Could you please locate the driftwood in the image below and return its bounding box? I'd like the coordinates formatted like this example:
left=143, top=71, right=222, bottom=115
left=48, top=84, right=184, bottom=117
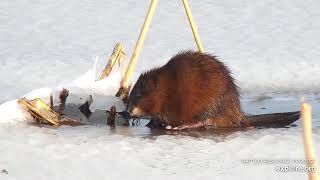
left=18, top=91, right=125, bottom=127
left=18, top=98, right=61, bottom=125
left=18, top=89, right=85, bottom=126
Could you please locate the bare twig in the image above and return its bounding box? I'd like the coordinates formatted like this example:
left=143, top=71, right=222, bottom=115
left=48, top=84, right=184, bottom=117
left=99, top=43, right=125, bottom=80
left=57, top=88, right=69, bottom=116
left=50, top=93, right=54, bottom=110
left=107, top=106, right=117, bottom=127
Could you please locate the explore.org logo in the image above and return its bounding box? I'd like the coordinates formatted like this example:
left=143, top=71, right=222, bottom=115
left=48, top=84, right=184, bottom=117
left=241, top=158, right=318, bottom=173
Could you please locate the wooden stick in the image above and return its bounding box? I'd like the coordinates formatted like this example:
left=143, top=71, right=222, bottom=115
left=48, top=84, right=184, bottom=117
left=120, top=0, right=158, bottom=89
left=57, top=88, right=69, bottom=116
left=301, top=101, right=319, bottom=180
left=99, top=43, right=125, bottom=80
left=107, top=106, right=116, bottom=127
left=18, top=97, right=85, bottom=126
left=182, top=0, right=204, bottom=52
left=18, top=98, right=60, bottom=126
left=50, top=93, right=54, bottom=110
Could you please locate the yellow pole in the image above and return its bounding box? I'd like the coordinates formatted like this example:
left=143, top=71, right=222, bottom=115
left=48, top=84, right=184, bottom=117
left=182, top=0, right=204, bottom=52
left=301, top=101, right=319, bottom=180
left=121, top=0, right=158, bottom=89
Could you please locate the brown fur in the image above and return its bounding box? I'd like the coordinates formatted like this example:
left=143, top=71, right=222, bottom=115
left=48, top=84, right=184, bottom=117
left=126, top=51, right=244, bottom=129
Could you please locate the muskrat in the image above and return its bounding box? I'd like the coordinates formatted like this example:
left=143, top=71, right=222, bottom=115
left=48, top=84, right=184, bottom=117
left=126, top=51, right=244, bottom=130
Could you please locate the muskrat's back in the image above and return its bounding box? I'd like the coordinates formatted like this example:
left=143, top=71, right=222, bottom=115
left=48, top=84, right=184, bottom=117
left=127, top=51, right=243, bottom=129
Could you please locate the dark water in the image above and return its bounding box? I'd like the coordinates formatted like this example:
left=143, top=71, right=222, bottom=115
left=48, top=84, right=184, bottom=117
left=43, top=102, right=299, bottom=139
left=33, top=93, right=319, bottom=140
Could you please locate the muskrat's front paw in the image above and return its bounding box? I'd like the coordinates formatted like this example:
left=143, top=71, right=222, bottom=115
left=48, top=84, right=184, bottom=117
left=173, top=126, right=189, bottom=130
left=166, top=122, right=205, bottom=130
left=165, top=125, right=187, bottom=130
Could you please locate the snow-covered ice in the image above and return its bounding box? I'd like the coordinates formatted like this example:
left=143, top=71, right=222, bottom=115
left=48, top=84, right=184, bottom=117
left=0, top=0, right=320, bottom=179
left=1, top=123, right=319, bottom=180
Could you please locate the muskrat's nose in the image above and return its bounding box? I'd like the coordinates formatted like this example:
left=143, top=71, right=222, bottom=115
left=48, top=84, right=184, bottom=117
left=129, top=106, right=142, bottom=117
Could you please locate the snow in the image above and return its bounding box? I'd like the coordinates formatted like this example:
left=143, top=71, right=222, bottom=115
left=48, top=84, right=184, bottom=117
left=1, top=123, right=319, bottom=180
left=0, top=0, right=320, bottom=179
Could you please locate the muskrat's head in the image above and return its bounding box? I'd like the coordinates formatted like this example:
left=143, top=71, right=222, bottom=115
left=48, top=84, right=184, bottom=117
left=126, top=72, right=161, bottom=118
